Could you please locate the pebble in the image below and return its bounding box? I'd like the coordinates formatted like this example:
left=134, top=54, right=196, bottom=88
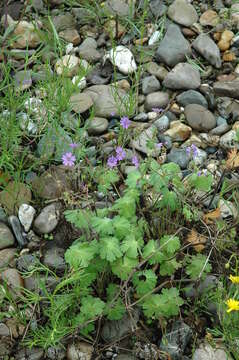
left=0, top=181, right=32, bottom=214
left=72, top=76, right=87, bottom=90
left=192, top=343, right=232, bottom=360
left=220, top=130, right=239, bottom=149
left=155, top=24, right=191, bottom=67
left=77, top=37, right=101, bottom=63
left=18, top=204, right=36, bottom=232
left=142, top=75, right=161, bottom=95
left=1, top=268, right=24, bottom=299
left=102, top=311, right=139, bottom=342
left=193, top=34, right=221, bottom=68
left=165, top=121, right=192, bottom=141
left=219, top=199, right=238, bottom=219
left=145, top=62, right=168, bottom=81
left=163, top=63, right=201, bottom=90
left=8, top=216, right=27, bottom=247
left=105, top=45, right=137, bottom=75
left=200, top=10, right=220, bottom=26
left=55, top=55, right=79, bottom=77
left=176, top=90, right=208, bottom=108
left=130, top=126, right=159, bottom=156
left=0, top=223, right=15, bottom=250
left=167, top=0, right=198, bottom=27
left=70, top=92, right=93, bottom=114
left=59, top=29, right=81, bottom=45
left=43, top=247, right=66, bottom=271
left=213, top=80, right=239, bottom=99
left=167, top=148, right=190, bottom=169
left=210, top=123, right=230, bottom=136
left=134, top=113, right=148, bottom=122
left=87, top=117, right=109, bottom=135
left=154, top=115, right=170, bottom=131
left=104, top=0, right=131, bottom=17
left=67, top=341, right=93, bottom=360
left=144, top=91, right=170, bottom=111
left=33, top=203, right=60, bottom=234
left=0, top=248, right=17, bottom=268
left=14, top=70, right=32, bottom=91
left=185, top=104, right=216, bottom=131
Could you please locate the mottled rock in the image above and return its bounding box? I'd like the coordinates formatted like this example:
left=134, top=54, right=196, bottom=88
left=59, top=29, right=81, bottom=46
left=1, top=268, right=24, bottom=299
left=145, top=62, right=168, bottom=81
left=70, top=92, right=93, bottom=114
left=185, top=104, right=216, bottom=131
left=55, top=55, right=79, bottom=77
left=200, top=10, right=220, bottom=26
left=220, top=130, right=239, bottom=149
left=213, top=80, right=239, bottom=99
left=165, top=121, right=192, bottom=141
left=18, top=204, right=36, bottom=232
left=14, top=70, right=32, bottom=91
left=193, top=34, right=221, bottom=68
left=67, top=341, right=93, bottom=360
left=176, top=90, right=208, bottom=108
left=0, top=248, right=17, bottom=268
left=0, top=182, right=32, bottom=214
left=144, top=91, right=170, bottom=111
left=87, top=117, right=109, bottom=135
left=219, top=199, right=238, bottom=219
left=0, top=223, right=15, bottom=250
left=43, top=247, right=66, bottom=271
left=34, top=203, right=60, bottom=234
left=105, top=0, right=132, bottom=17
left=102, top=311, right=139, bottom=342
left=154, top=115, right=170, bottom=131
left=142, top=75, right=161, bottom=95
left=163, top=63, right=201, bottom=90
left=168, top=0, right=198, bottom=27
left=77, top=37, right=101, bottom=63
left=52, top=13, right=75, bottom=32
left=131, top=126, right=159, bottom=156
left=167, top=148, right=190, bottom=169
left=155, top=24, right=191, bottom=67
left=193, top=343, right=232, bottom=360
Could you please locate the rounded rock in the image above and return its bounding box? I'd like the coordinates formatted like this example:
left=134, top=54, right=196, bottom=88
left=0, top=223, right=15, bottom=250
left=185, top=104, right=216, bottom=131
left=87, top=117, right=109, bottom=135
left=144, top=91, right=170, bottom=111
left=33, top=203, right=60, bottom=234
left=18, top=204, right=36, bottom=232
left=168, top=0, right=198, bottom=27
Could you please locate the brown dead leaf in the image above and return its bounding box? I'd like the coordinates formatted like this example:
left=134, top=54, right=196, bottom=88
left=225, top=148, right=239, bottom=169
left=203, top=207, right=221, bottom=224
left=186, top=228, right=207, bottom=252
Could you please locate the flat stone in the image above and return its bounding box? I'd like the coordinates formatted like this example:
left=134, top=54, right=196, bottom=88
left=167, top=148, right=190, bottom=169
left=0, top=223, right=15, bottom=250
left=193, top=343, right=232, bottom=360
left=145, top=62, right=168, bottom=81
left=185, top=104, right=216, bottom=131
left=144, top=91, right=170, bottom=111
left=155, top=24, right=191, bottom=67
left=142, top=75, right=161, bottom=95
left=84, top=85, right=131, bottom=118
left=163, top=63, right=201, bottom=90
left=105, top=45, right=137, bottom=75
left=220, top=130, right=239, bottom=149
left=70, top=92, right=93, bottom=113
left=0, top=248, right=17, bottom=268
left=59, top=29, right=81, bottom=46
left=1, top=268, right=24, bottom=299
left=176, top=90, right=208, bottom=108
left=8, top=215, right=27, bottom=247
left=34, top=203, right=60, bottom=234
left=200, top=10, right=220, bottom=26
left=105, top=0, right=131, bottom=17
left=87, top=117, right=109, bottom=135
left=165, top=121, right=192, bottom=141
left=168, top=0, right=198, bottom=27
left=18, top=204, right=36, bottom=232
left=213, top=80, right=239, bottom=99
left=193, top=34, right=221, bottom=68
left=77, top=37, right=101, bottom=63
left=0, top=181, right=32, bottom=215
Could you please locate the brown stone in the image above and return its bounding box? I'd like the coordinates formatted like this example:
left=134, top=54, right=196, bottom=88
left=1, top=268, right=24, bottom=299
left=0, top=248, right=17, bottom=268
left=182, top=28, right=196, bottom=37
left=221, top=30, right=234, bottom=42
left=218, top=39, right=230, bottom=51
left=223, top=51, right=236, bottom=62
left=164, top=121, right=192, bottom=141
left=200, top=10, right=219, bottom=26
left=59, top=29, right=81, bottom=45
left=0, top=182, right=32, bottom=214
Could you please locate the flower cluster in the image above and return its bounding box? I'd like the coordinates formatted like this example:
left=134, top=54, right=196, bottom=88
left=226, top=274, right=239, bottom=313
left=107, top=146, right=139, bottom=169
left=186, top=144, right=198, bottom=158
left=120, top=116, right=131, bottom=129
left=152, top=107, right=163, bottom=114
left=197, top=169, right=207, bottom=177
left=62, top=152, right=76, bottom=167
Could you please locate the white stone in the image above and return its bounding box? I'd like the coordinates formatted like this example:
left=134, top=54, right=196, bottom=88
left=235, top=63, right=239, bottom=74
left=220, top=130, right=239, bottom=149
left=191, top=148, right=207, bottom=166
left=219, top=199, right=238, bottom=219
left=193, top=342, right=232, bottom=360
left=72, top=76, right=87, bottom=90
left=105, top=45, right=137, bottom=75
left=18, top=204, right=36, bottom=232
left=65, top=42, right=74, bottom=55
left=147, top=111, right=158, bottom=120
left=55, top=55, right=79, bottom=77
left=148, top=31, right=161, bottom=45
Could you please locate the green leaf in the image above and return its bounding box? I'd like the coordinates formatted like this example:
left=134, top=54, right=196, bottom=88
left=91, top=216, right=113, bottom=235
left=64, top=210, right=91, bottom=232
left=65, top=240, right=98, bottom=268
left=112, top=256, right=138, bottom=280
left=186, top=254, right=212, bottom=280
left=99, top=237, right=122, bottom=262
left=159, top=235, right=180, bottom=255
left=105, top=287, right=126, bottom=320
left=189, top=173, right=213, bottom=192
left=112, top=190, right=139, bottom=218
left=159, top=190, right=179, bottom=211
left=121, top=233, right=140, bottom=258
left=125, top=170, right=141, bottom=188
left=97, top=169, right=119, bottom=194
left=80, top=295, right=105, bottom=320
left=160, top=258, right=181, bottom=276
left=132, top=270, right=157, bottom=296
left=113, top=216, right=131, bottom=240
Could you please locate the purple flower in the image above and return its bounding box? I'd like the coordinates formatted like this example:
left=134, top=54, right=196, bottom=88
left=186, top=146, right=191, bottom=156
left=156, top=142, right=163, bottom=149
left=120, top=116, right=131, bottom=129
left=69, top=143, right=78, bottom=149
left=107, top=155, right=118, bottom=168
left=152, top=107, right=163, bottom=114
left=132, top=155, right=139, bottom=168
left=197, top=169, right=207, bottom=177
left=197, top=171, right=202, bottom=177
left=111, top=111, right=116, bottom=117
left=186, top=144, right=198, bottom=158
left=62, top=152, right=76, bottom=167
left=116, top=146, right=126, bottom=161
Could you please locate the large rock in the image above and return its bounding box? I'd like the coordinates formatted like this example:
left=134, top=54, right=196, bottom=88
left=213, top=80, right=239, bottom=99
left=0, top=223, right=15, bottom=250
left=176, top=90, right=208, bottom=108
left=84, top=85, right=131, bottom=118
left=185, top=104, right=216, bottom=131
left=168, top=0, right=198, bottom=27
left=192, top=34, right=221, bottom=68
left=163, top=63, right=201, bottom=90
left=155, top=24, right=191, bottom=67
left=34, top=203, right=60, bottom=234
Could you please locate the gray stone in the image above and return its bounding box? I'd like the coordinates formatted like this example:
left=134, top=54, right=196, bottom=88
left=52, top=14, right=76, bottom=32
left=102, top=311, right=139, bottom=342
left=18, top=204, right=36, bottom=232
left=160, top=321, right=192, bottom=360
left=163, top=63, right=201, bottom=90
left=216, top=116, right=227, bottom=126
left=142, top=75, right=161, bottom=95
left=167, top=148, right=190, bottom=169
left=210, top=123, right=230, bottom=136
left=168, top=0, right=198, bottom=27
left=46, top=346, right=66, bottom=360
left=15, top=347, right=44, bottom=360
left=134, top=113, right=148, bottom=122
left=43, top=247, right=66, bottom=271
left=87, top=117, right=109, bottom=135
left=8, top=216, right=27, bottom=247
left=185, top=275, right=218, bottom=298
left=144, top=91, right=170, bottom=111
left=220, top=130, right=239, bottom=149
left=14, top=70, right=32, bottom=91
left=0, top=248, right=17, bottom=268
left=192, top=343, right=232, bottom=360
left=105, top=0, right=132, bottom=17
left=34, top=203, right=60, bottom=234
left=77, top=37, right=101, bottom=63
left=155, top=24, right=191, bottom=67
left=2, top=268, right=24, bottom=299
left=0, top=207, right=8, bottom=223
left=67, top=341, right=93, bottom=360
left=72, top=8, right=93, bottom=25
left=193, top=34, right=221, bottom=68
left=185, top=104, right=216, bottom=131
left=154, top=115, right=170, bottom=131
left=146, top=0, right=167, bottom=18
left=176, top=90, right=208, bottom=108
left=0, top=323, right=10, bottom=336
left=213, top=80, right=239, bottom=99
left=145, top=62, right=168, bottom=81
left=192, top=148, right=208, bottom=166
left=70, top=92, right=93, bottom=114
left=17, top=254, right=38, bottom=272
left=130, top=126, right=159, bottom=156
left=0, top=222, right=15, bottom=250
left=0, top=181, right=32, bottom=215
left=84, top=85, right=131, bottom=118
